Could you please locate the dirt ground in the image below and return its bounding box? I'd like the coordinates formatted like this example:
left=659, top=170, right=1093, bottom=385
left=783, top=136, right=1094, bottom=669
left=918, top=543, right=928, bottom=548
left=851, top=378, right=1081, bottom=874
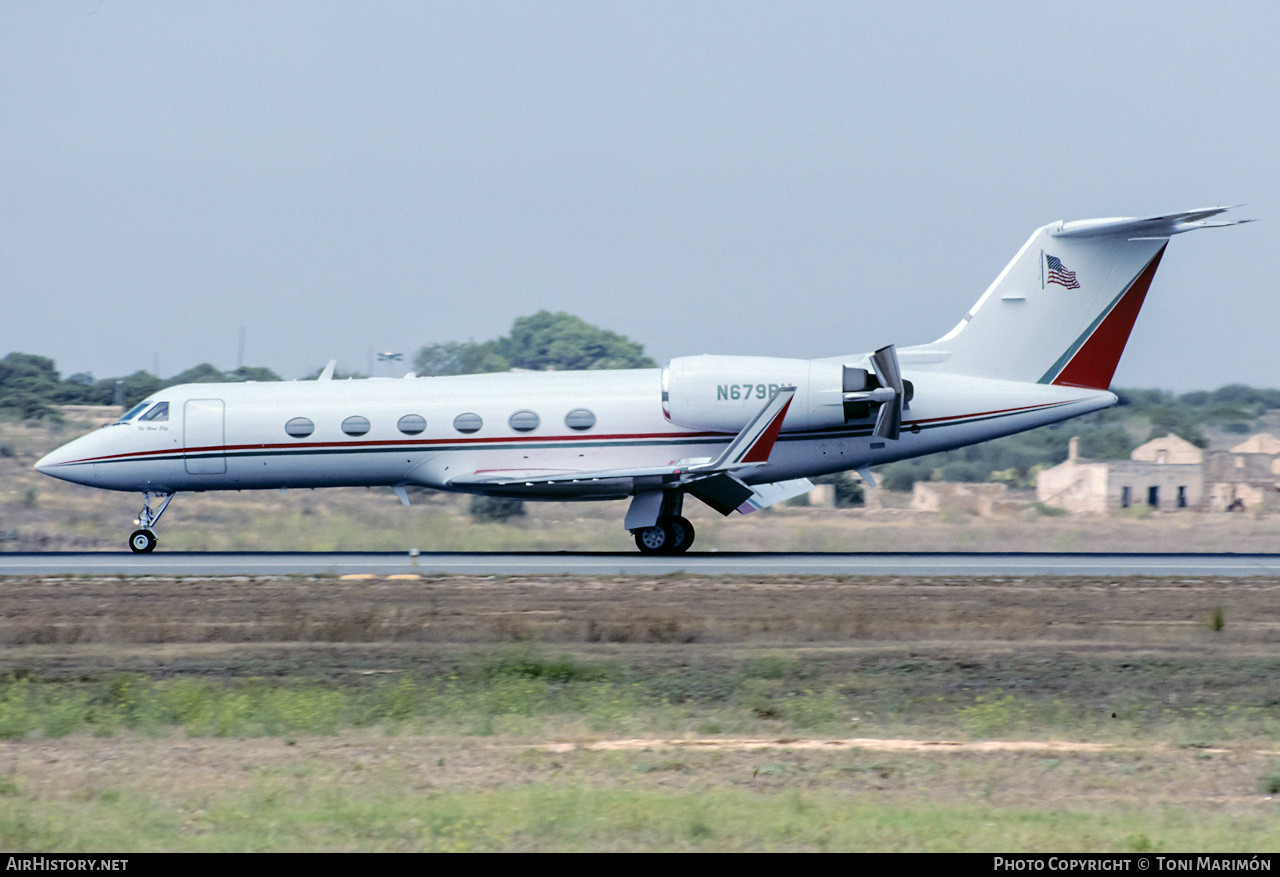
left=1, top=573, right=1278, bottom=850
left=2, top=731, right=1274, bottom=817
left=1, top=573, right=1277, bottom=655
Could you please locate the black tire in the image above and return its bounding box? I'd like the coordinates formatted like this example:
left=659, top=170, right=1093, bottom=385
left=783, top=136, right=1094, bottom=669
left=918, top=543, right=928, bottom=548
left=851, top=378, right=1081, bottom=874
left=128, top=529, right=157, bottom=554
left=633, top=523, right=674, bottom=554
left=659, top=515, right=695, bottom=553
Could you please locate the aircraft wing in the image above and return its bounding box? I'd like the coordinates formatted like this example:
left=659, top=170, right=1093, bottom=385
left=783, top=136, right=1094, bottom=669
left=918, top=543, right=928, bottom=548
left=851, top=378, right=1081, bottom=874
left=449, top=465, right=686, bottom=488
left=453, top=468, right=814, bottom=517
left=447, top=387, right=797, bottom=495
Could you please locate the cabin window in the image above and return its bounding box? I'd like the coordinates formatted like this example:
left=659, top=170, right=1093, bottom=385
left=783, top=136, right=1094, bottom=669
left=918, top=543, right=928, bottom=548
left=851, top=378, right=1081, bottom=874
left=115, top=402, right=150, bottom=424
left=508, top=410, right=540, bottom=432
left=1147, top=486, right=1159, bottom=507
left=397, top=414, right=426, bottom=435
left=138, top=401, right=169, bottom=422
left=1121, top=486, right=1131, bottom=508
left=564, top=408, right=596, bottom=431
left=285, top=417, right=315, bottom=438
left=342, top=416, right=371, bottom=436
left=453, top=413, right=483, bottom=434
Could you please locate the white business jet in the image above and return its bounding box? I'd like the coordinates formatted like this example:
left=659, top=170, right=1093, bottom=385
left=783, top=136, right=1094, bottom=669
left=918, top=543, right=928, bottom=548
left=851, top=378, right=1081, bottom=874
left=37, top=208, right=1244, bottom=554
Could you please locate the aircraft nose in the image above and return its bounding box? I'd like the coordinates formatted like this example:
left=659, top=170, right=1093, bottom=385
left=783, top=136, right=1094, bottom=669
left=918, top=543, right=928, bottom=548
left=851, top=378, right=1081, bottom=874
left=35, top=440, right=90, bottom=483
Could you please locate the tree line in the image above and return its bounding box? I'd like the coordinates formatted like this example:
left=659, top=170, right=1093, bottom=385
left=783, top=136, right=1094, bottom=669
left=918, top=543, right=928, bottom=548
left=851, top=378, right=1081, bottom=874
left=0, top=353, right=283, bottom=420
left=5, top=310, right=1279, bottom=493
left=2, top=311, right=654, bottom=419
left=413, top=311, right=655, bottom=375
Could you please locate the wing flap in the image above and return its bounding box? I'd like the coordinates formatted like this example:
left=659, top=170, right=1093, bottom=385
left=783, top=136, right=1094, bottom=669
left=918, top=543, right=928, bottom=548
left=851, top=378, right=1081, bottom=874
left=737, top=478, right=815, bottom=514
left=685, top=474, right=815, bottom=516
left=685, top=473, right=756, bottom=515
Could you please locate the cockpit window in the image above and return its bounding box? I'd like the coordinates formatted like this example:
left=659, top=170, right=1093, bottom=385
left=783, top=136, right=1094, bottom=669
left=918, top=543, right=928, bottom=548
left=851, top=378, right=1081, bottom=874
left=114, top=402, right=150, bottom=424
left=138, top=402, right=170, bottom=422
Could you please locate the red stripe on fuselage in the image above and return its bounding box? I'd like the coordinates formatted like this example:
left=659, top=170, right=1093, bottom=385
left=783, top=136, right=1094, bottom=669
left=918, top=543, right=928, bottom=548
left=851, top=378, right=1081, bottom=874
left=50, top=399, right=1085, bottom=468
left=900, top=399, right=1075, bottom=426
left=52, top=429, right=730, bottom=466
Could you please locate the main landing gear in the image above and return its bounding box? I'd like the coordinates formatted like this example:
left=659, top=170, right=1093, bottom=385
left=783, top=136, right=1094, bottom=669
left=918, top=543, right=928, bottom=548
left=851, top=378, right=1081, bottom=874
left=632, top=515, right=695, bottom=554
left=128, top=491, right=174, bottom=554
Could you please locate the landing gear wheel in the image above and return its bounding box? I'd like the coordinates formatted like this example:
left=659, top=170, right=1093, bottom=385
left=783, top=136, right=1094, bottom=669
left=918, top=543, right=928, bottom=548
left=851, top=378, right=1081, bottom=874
left=633, top=523, right=675, bottom=554
left=659, top=515, right=695, bottom=553
left=129, top=529, right=157, bottom=554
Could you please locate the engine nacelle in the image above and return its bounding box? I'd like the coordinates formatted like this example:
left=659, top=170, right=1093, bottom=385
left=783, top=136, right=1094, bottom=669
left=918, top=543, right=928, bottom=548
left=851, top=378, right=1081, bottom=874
left=663, top=355, right=852, bottom=432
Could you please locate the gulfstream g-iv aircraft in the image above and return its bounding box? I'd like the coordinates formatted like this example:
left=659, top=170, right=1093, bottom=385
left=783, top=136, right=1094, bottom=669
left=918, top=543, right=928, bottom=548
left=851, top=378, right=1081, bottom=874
left=37, top=208, right=1245, bottom=554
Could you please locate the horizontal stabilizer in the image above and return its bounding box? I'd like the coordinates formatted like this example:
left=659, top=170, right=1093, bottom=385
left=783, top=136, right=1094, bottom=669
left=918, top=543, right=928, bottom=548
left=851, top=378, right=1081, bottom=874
left=1053, top=207, right=1252, bottom=239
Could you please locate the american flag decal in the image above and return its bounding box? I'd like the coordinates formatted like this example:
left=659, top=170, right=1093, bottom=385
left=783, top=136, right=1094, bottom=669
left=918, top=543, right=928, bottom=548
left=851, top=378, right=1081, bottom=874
left=1045, top=254, right=1080, bottom=289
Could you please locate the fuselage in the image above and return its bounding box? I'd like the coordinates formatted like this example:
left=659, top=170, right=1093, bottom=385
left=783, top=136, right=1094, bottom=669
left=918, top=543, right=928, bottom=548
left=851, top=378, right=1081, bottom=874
left=35, top=366, right=1116, bottom=499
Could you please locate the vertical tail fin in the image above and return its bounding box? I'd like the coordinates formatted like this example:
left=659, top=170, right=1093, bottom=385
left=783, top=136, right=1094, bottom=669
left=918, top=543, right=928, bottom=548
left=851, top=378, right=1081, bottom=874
left=909, top=208, right=1246, bottom=388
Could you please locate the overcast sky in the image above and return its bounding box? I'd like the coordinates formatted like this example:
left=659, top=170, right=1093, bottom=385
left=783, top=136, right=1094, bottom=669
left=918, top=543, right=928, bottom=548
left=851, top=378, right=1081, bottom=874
left=2, top=2, right=1274, bottom=390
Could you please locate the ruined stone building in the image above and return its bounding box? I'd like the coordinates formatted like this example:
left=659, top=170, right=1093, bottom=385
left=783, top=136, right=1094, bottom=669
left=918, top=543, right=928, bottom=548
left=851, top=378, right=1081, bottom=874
left=1036, top=435, right=1203, bottom=513
left=1227, top=433, right=1280, bottom=455
left=1204, top=440, right=1280, bottom=512
left=1036, top=432, right=1280, bottom=514
left=911, top=481, right=1023, bottom=516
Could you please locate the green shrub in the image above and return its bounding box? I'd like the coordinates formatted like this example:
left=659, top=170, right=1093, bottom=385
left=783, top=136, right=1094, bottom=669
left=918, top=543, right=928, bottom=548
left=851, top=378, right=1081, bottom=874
left=1030, top=501, right=1067, bottom=517
left=743, top=655, right=794, bottom=680
left=810, top=472, right=864, bottom=506
left=957, top=693, right=1024, bottom=739
left=1260, top=762, right=1280, bottom=795
left=468, top=496, right=526, bottom=523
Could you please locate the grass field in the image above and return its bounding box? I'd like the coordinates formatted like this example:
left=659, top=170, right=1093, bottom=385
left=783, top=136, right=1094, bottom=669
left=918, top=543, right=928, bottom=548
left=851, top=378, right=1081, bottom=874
left=0, top=574, right=1278, bottom=851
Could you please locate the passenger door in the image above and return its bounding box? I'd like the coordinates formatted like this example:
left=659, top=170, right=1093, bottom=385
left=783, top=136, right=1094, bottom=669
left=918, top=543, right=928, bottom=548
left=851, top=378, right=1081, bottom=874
left=184, top=399, right=227, bottom=475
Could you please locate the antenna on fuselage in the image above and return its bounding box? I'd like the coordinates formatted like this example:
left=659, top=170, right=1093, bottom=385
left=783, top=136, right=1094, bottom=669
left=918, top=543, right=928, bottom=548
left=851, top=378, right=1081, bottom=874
left=318, top=360, right=337, bottom=381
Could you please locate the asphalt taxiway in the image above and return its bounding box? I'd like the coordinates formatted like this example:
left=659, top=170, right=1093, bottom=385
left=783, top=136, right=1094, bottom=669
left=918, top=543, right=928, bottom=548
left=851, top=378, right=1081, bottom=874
left=3, top=552, right=1280, bottom=577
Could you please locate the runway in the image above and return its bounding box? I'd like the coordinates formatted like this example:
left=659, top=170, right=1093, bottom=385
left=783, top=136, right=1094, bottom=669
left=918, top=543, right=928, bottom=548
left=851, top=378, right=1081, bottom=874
left=4, top=551, right=1280, bottom=577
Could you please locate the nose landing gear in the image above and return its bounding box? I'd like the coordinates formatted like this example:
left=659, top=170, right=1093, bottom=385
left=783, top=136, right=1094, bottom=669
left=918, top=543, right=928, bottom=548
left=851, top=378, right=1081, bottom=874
left=128, top=492, right=174, bottom=554
left=129, top=529, right=157, bottom=553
